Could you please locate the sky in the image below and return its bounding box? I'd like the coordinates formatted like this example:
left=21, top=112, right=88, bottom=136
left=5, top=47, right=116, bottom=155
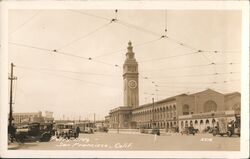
left=8, top=10, right=241, bottom=120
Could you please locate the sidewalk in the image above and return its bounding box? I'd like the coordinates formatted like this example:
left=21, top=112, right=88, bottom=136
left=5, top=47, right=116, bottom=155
left=8, top=142, right=21, bottom=150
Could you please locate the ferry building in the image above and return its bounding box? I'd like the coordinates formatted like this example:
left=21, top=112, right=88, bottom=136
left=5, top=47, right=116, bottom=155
left=106, top=42, right=241, bottom=132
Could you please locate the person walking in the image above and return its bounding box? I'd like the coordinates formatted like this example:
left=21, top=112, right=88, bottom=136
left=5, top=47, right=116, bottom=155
left=76, top=126, right=80, bottom=138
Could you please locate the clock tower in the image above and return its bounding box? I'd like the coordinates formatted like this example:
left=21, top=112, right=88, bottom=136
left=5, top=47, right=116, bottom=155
left=123, top=41, right=139, bottom=108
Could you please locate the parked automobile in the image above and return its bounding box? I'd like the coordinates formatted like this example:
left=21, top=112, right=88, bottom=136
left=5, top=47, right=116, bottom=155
left=213, top=117, right=240, bottom=137
left=181, top=126, right=196, bottom=135
left=150, top=128, right=160, bottom=135
left=55, top=123, right=78, bottom=139
left=15, top=122, right=53, bottom=143
left=98, top=126, right=109, bottom=133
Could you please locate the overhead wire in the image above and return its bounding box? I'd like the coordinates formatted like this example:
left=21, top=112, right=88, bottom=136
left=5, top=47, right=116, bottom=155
left=16, top=65, right=121, bottom=77
left=140, top=62, right=240, bottom=72
left=149, top=71, right=240, bottom=79
left=9, top=10, right=241, bottom=98
left=164, top=9, right=168, bottom=33
left=67, top=10, right=111, bottom=21
left=8, top=42, right=121, bottom=68
left=56, top=21, right=113, bottom=50
left=138, top=51, right=199, bottom=63
left=9, top=11, right=41, bottom=36
left=16, top=66, right=120, bottom=89
left=154, top=79, right=240, bottom=85
left=93, top=37, right=162, bottom=59
left=202, top=50, right=241, bottom=54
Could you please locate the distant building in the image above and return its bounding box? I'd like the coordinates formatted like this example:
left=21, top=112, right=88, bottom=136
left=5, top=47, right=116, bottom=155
left=44, top=111, right=54, bottom=123
left=13, top=111, right=54, bottom=124
left=107, top=42, right=241, bottom=132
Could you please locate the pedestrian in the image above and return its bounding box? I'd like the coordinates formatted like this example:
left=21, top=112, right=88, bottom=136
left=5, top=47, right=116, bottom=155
left=76, top=126, right=80, bottom=138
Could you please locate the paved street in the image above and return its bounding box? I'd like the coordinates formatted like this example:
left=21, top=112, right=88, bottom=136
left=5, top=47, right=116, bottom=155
left=15, top=132, right=240, bottom=151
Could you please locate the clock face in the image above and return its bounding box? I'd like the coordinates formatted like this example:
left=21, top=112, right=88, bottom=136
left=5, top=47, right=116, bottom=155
left=128, top=80, right=137, bottom=89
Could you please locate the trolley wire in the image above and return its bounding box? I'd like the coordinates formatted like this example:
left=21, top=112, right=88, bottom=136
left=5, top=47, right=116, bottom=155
left=8, top=42, right=121, bottom=68
left=9, top=11, right=41, bottom=36
left=68, top=10, right=111, bottom=21
left=16, top=65, right=121, bottom=77
left=56, top=21, right=113, bottom=50
left=138, top=51, right=199, bottom=63
left=93, top=37, right=162, bottom=59
left=149, top=71, right=240, bottom=79
left=140, top=62, right=240, bottom=72
left=16, top=66, right=120, bottom=89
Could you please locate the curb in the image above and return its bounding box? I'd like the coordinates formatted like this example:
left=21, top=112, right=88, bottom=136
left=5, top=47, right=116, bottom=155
left=8, top=143, right=21, bottom=150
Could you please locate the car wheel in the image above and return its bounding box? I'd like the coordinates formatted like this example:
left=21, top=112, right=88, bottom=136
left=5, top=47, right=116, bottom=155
left=227, top=131, right=232, bottom=137
left=213, top=131, right=216, bottom=136
left=41, top=134, right=51, bottom=142
left=16, top=134, right=25, bottom=143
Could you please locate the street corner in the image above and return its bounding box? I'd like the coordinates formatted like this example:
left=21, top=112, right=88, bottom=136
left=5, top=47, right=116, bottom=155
left=8, top=142, right=22, bottom=150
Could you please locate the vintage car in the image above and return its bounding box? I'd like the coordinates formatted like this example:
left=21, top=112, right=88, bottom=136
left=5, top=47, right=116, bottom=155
left=213, top=117, right=240, bottom=137
left=149, top=128, right=160, bottom=135
left=181, top=126, right=196, bottom=135
left=15, top=122, right=53, bottom=143
left=55, top=123, right=78, bottom=139
left=98, top=126, right=108, bottom=133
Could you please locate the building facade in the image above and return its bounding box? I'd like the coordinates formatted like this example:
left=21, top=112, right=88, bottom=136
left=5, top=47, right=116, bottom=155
left=13, top=111, right=54, bottom=124
left=107, top=42, right=241, bottom=132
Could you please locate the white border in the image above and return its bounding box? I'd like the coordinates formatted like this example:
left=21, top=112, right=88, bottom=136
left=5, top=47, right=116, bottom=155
left=0, top=1, right=249, bottom=158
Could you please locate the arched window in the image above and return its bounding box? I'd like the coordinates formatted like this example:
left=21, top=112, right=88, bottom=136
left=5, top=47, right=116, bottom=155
left=190, top=120, right=193, bottom=126
left=203, top=100, right=217, bottom=112
left=185, top=121, right=188, bottom=127
left=182, top=104, right=189, bottom=115
left=195, top=120, right=198, bottom=124
left=206, top=119, right=210, bottom=124
left=173, top=105, right=176, bottom=110
left=200, top=120, right=204, bottom=124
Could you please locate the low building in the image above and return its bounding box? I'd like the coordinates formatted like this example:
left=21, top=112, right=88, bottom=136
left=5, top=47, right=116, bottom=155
left=13, top=111, right=54, bottom=125
left=108, top=89, right=240, bottom=131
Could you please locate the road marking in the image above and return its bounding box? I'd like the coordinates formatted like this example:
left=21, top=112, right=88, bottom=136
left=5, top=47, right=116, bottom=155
left=200, top=138, right=213, bottom=142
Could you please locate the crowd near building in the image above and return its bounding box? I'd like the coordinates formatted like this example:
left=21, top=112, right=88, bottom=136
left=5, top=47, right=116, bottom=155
left=106, top=42, right=241, bottom=132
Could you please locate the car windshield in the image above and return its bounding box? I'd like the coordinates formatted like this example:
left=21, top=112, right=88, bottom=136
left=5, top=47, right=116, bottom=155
left=64, top=125, right=73, bottom=129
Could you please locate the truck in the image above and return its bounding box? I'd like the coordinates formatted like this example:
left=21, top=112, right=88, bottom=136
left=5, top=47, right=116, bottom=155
left=15, top=122, right=53, bottom=143
left=212, top=116, right=240, bottom=137
left=55, top=123, right=78, bottom=139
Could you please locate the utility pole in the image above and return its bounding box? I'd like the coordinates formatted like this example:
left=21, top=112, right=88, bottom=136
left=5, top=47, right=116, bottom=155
left=8, top=63, right=17, bottom=128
